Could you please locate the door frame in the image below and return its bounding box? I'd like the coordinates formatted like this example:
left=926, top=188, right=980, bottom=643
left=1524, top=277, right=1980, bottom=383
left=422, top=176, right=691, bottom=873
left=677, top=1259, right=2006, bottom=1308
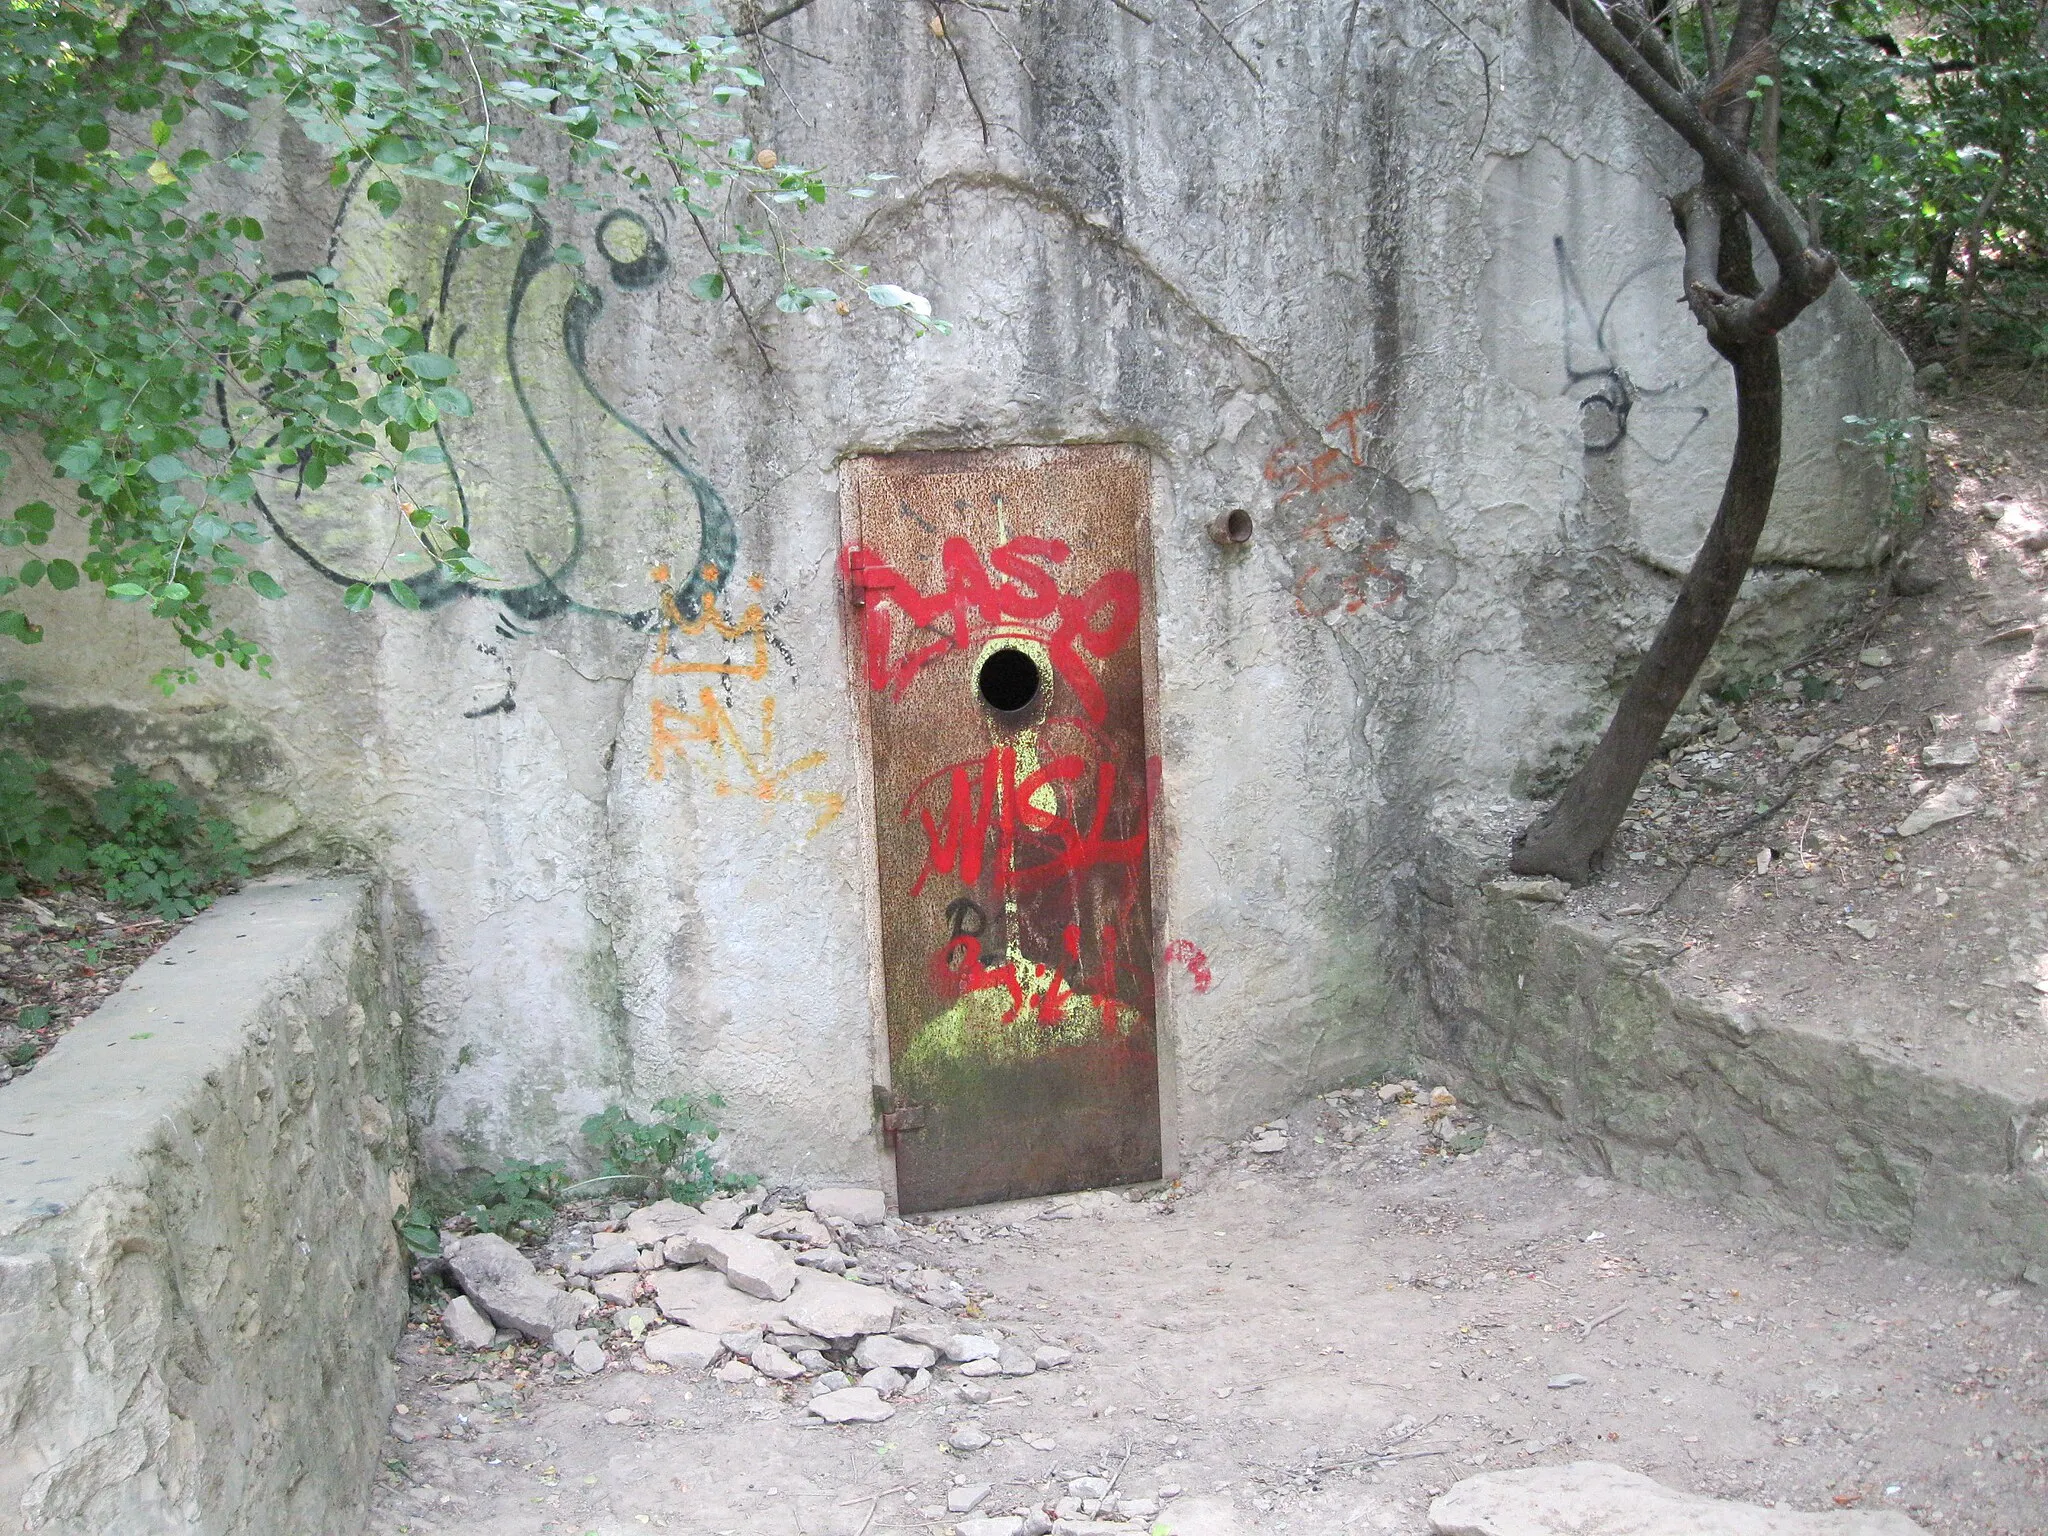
left=834, top=441, right=1181, bottom=1213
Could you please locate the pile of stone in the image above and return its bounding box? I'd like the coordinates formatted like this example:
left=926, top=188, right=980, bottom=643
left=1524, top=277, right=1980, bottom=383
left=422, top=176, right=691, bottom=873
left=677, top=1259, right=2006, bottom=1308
left=435, top=1186, right=1066, bottom=1424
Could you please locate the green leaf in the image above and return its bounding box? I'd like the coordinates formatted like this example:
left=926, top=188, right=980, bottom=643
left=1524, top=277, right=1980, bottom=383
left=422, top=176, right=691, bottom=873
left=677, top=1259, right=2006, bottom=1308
left=109, top=584, right=151, bottom=601
left=247, top=571, right=286, bottom=600
left=367, top=179, right=403, bottom=217
left=45, top=561, right=78, bottom=591
left=145, top=455, right=191, bottom=484
left=56, top=443, right=101, bottom=479
left=687, top=272, right=726, bottom=301
left=342, top=583, right=375, bottom=613
left=406, top=352, right=457, bottom=381
left=18, top=561, right=44, bottom=588
left=385, top=579, right=421, bottom=611
left=77, top=122, right=110, bottom=153
left=12, top=503, right=54, bottom=539
left=866, top=284, right=933, bottom=317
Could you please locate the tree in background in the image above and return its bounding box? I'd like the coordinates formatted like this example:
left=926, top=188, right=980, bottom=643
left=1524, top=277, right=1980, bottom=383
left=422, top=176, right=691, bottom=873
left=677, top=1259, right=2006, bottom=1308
left=1778, top=0, right=2048, bottom=374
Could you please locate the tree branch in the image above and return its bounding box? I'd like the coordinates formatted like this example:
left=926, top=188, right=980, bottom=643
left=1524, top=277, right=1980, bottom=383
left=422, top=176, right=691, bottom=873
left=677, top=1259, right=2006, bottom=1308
left=1546, top=0, right=1829, bottom=317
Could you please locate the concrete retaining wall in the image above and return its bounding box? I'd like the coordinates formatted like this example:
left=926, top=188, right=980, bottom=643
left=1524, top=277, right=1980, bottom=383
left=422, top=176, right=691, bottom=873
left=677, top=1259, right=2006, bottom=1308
left=0, top=877, right=407, bottom=1534
left=1419, top=888, right=2048, bottom=1282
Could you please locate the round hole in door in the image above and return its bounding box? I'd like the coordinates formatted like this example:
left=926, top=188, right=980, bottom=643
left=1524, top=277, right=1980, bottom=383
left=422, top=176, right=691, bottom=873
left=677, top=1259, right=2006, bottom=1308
left=977, top=646, right=1042, bottom=715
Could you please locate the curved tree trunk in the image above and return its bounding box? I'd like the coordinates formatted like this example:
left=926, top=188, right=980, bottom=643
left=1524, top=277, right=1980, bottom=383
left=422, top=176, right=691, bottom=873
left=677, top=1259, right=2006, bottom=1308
left=1508, top=0, right=1840, bottom=886
left=1510, top=336, right=1782, bottom=884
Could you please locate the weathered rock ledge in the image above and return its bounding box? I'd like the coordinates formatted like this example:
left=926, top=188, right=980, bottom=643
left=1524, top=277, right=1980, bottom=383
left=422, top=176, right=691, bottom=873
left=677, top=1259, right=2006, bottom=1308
left=0, top=876, right=406, bottom=1534
left=1421, top=886, right=2048, bottom=1282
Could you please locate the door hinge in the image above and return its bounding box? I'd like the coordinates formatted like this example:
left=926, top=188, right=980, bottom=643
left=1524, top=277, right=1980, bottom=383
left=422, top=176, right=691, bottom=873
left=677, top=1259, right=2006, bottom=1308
left=873, top=1085, right=926, bottom=1150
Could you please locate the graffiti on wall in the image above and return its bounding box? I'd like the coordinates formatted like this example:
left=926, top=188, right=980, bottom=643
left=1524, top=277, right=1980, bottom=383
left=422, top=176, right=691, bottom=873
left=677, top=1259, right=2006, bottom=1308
left=841, top=534, right=1141, bottom=724
left=1554, top=235, right=1714, bottom=461
left=232, top=183, right=736, bottom=632
left=644, top=563, right=844, bottom=841
left=1264, top=405, right=1412, bottom=621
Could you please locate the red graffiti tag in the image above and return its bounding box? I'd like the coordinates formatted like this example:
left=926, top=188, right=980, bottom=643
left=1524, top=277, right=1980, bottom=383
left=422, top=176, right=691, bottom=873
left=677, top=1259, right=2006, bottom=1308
left=841, top=537, right=1140, bottom=722
left=1263, top=402, right=1380, bottom=506
left=903, top=740, right=1151, bottom=900
left=1162, top=939, right=1213, bottom=993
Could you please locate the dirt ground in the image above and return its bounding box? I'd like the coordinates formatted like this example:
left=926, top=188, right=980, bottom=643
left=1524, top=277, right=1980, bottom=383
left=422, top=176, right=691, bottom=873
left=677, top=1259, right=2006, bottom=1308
left=1563, top=377, right=2048, bottom=1092
left=371, top=1099, right=2048, bottom=1536
left=0, top=889, right=186, bottom=1088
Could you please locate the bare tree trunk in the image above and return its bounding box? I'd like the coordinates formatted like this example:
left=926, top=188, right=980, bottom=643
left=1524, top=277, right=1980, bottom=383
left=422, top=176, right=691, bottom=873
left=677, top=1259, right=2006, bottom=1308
left=1510, top=0, right=1838, bottom=885
left=1511, top=338, right=1781, bottom=882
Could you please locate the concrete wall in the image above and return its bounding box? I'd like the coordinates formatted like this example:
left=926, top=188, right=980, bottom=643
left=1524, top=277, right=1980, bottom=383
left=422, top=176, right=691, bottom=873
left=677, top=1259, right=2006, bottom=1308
left=0, top=0, right=1914, bottom=1182
left=0, top=878, right=407, bottom=1533
left=1420, top=888, right=2048, bottom=1281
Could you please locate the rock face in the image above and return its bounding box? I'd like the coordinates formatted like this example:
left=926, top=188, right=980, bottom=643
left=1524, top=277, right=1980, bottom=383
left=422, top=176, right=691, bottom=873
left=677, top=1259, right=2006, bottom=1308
left=9, top=0, right=1917, bottom=1194
left=447, top=1233, right=590, bottom=1342
left=0, top=879, right=408, bottom=1535
left=1429, top=1463, right=1927, bottom=1536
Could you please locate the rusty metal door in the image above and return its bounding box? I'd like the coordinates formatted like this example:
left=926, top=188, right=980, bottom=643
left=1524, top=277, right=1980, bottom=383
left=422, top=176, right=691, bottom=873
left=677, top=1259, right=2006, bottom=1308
left=842, top=445, right=1162, bottom=1213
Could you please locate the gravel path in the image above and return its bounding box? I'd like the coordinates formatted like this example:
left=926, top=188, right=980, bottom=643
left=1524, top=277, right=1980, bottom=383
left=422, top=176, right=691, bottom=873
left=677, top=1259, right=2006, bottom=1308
left=371, top=1095, right=2048, bottom=1535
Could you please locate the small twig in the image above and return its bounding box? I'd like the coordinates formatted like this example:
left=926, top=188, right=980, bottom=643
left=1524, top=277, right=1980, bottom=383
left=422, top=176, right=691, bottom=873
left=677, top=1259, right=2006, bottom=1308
left=736, top=0, right=823, bottom=32
left=679, top=202, right=774, bottom=373
left=1104, top=1444, right=1135, bottom=1496
left=0, top=1127, right=34, bottom=1137
left=1578, top=1300, right=1631, bottom=1338
left=1107, top=0, right=1156, bottom=19
left=929, top=2, right=994, bottom=145
left=1189, top=0, right=1262, bottom=81
left=839, top=1483, right=907, bottom=1506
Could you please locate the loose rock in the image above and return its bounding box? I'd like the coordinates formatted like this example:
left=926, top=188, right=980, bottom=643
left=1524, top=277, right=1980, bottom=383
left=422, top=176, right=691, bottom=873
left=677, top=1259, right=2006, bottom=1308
left=996, top=1343, right=1038, bottom=1376
left=647, top=1265, right=790, bottom=1334
left=622, top=1199, right=702, bottom=1245
left=642, top=1325, right=724, bottom=1370
left=779, top=1269, right=899, bottom=1340
left=751, top=1341, right=808, bottom=1380
left=445, top=1233, right=591, bottom=1343
left=949, top=1423, right=993, bottom=1451
left=859, top=1364, right=907, bottom=1396
left=945, top=1333, right=1001, bottom=1363
left=1427, top=1461, right=1926, bottom=1534
left=569, top=1339, right=607, bottom=1375
left=674, top=1227, right=800, bottom=1301
left=949, top=1483, right=993, bottom=1513
left=1486, top=876, right=1569, bottom=903
left=806, top=1187, right=889, bottom=1225
left=441, top=1294, right=498, bottom=1351
left=571, top=1242, right=641, bottom=1279
left=854, top=1333, right=938, bottom=1372
left=1897, top=782, right=1981, bottom=837
left=806, top=1385, right=896, bottom=1423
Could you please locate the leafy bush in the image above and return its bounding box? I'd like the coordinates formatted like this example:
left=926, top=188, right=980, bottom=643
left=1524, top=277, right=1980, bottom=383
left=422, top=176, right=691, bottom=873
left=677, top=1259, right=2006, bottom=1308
left=86, top=763, right=247, bottom=918
left=461, top=1159, right=566, bottom=1242
left=582, top=1093, right=749, bottom=1205
left=0, top=698, right=246, bottom=915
